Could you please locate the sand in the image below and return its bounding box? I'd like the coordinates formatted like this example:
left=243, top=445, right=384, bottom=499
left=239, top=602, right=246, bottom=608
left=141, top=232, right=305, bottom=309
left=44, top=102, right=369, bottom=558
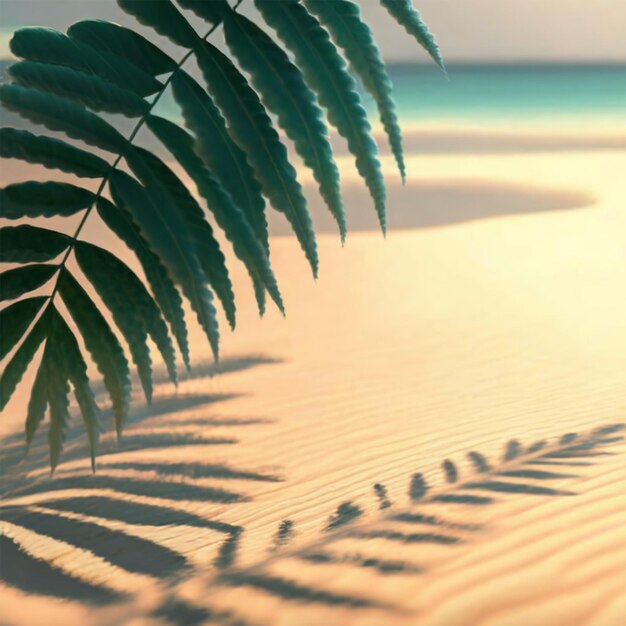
left=1, top=123, right=626, bottom=625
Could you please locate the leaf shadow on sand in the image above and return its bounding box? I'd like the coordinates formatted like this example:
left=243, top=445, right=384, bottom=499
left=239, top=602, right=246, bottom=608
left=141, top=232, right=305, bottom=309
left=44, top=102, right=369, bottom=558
left=1, top=366, right=623, bottom=625
left=0, top=354, right=283, bottom=606
left=273, top=178, right=596, bottom=235
left=178, top=423, right=625, bottom=626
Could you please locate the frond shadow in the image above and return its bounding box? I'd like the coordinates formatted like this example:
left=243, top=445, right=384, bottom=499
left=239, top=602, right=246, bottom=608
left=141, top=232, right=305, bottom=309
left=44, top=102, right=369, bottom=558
left=3, top=507, right=188, bottom=577
left=90, top=354, right=285, bottom=395
left=101, top=461, right=281, bottom=482
left=0, top=534, right=126, bottom=605
left=217, top=572, right=385, bottom=610
left=0, top=353, right=282, bottom=604
left=1, top=409, right=622, bottom=618
left=198, top=422, right=624, bottom=624
left=152, top=596, right=258, bottom=626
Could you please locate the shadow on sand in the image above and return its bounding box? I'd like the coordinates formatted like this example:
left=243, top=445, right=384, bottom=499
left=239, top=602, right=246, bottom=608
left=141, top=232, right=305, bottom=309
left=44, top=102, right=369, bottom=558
left=1, top=354, right=623, bottom=625
left=0, top=353, right=283, bottom=604
left=270, top=179, right=595, bottom=236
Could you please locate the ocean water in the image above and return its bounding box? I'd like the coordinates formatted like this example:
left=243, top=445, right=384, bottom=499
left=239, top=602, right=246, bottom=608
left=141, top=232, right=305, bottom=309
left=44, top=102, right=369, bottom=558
left=370, top=63, right=626, bottom=127
left=152, top=63, right=626, bottom=131
left=2, top=61, right=623, bottom=136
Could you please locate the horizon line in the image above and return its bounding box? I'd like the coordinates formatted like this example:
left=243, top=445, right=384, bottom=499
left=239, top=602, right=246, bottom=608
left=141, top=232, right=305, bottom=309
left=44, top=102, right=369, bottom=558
left=387, top=59, right=626, bottom=68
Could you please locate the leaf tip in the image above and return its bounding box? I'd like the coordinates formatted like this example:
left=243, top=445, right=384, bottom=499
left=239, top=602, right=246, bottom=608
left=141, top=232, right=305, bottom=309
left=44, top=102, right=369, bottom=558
left=338, top=221, right=347, bottom=245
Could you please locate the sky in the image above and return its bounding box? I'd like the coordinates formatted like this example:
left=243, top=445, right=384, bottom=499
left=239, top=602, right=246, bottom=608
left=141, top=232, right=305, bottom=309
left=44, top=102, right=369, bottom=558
left=1, top=0, right=626, bottom=63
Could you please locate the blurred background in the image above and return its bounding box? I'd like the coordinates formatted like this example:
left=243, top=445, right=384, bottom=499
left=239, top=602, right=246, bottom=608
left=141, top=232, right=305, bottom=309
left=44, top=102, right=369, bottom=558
left=1, top=2, right=626, bottom=625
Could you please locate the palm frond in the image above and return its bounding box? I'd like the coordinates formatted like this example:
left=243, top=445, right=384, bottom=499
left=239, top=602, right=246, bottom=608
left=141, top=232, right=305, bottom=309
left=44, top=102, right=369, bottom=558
left=0, top=297, right=47, bottom=363
left=0, top=265, right=57, bottom=301
left=66, top=20, right=177, bottom=76
left=0, top=128, right=109, bottom=178
left=0, top=224, right=70, bottom=262
left=8, top=61, right=150, bottom=117
left=25, top=343, right=49, bottom=448
left=0, top=0, right=440, bottom=468
left=0, top=304, right=48, bottom=411
left=55, top=313, right=101, bottom=471
left=39, top=308, right=73, bottom=470
left=0, top=84, right=128, bottom=153
left=305, top=0, right=406, bottom=185
left=195, top=40, right=319, bottom=274
left=130, top=147, right=237, bottom=330
left=95, top=197, right=191, bottom=370
left=379, top=0, right=445, bottom=71
left=9, top=26, right=162, bottom=96
left=258, top=0, right=386, bottom=230
left=0, top=181, right=96, bottom=219
left=75, top=240, right=177, bottom=399
left=117, top=0, right=200, bottom=49
left=146, top=113, right=279, bottom=316
left=222, top=7, right=345, bottom=239
left=108, top=166, right=221, bottom=360
left=56, top=270, right=131, bottom=436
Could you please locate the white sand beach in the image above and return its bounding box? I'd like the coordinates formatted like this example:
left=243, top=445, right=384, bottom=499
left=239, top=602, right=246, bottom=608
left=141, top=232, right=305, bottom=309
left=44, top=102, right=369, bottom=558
left=1, top=120, right=626, bottom=625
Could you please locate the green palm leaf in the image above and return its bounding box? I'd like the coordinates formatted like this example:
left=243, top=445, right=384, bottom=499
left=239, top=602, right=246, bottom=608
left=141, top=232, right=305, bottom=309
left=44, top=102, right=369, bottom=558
left=146, top=113, right=283, bottom=316
left=0, top=181, right=96, bottom=219
left=9, top=27, right=161, bottom=97
left=96, top=197, right=190, bottom=370
left=168, top=73, right=268, bottom=254
left=195, top=41, right=318, bottom=275
left=0, top=308, right=48, bottom=411
left=0, top=265, right=57, bottom=301
left=0, top=224, right=70, bottom=263
left=75, top=240, right=177, bottom=401
left=0, top=0, right=441, bottom=469
left=25, top=352, right=49, bottom=447
left=117, top=0, right=199, bottom=49
left=0, top=85, right=128, bottom=154
left=130, top=147, right=236, bottom=330
left=380, top=0, right=445, bottom=71
left=8, top=61, right=150, bottom=118
left=258, top=0, right=387, bottom=231
left=0, top=128, right=109, bottom=178
left=57, top=315, right=101, bottom=471
left=57, top=270, right=131, bottom=435
left=118, top=1, right=316, bottom=270
left=108, top=168, right=220, bottom=360
left=0, top=296, right=47, bottom=361
left=305, top=0, right=405, bottom=186
left=65, top=352, right=100, bottom=472
left=222, top=9, right=345, bottom=239
left=43, top=309, right=72, bottom=470
left=67, top=20, right=177, bottom=76
left=176, top=0, right=229, bottom=24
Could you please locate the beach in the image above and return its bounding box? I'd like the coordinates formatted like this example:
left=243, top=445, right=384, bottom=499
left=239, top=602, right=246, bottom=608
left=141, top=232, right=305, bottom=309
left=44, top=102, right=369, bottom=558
left=2, top=65, right=626, bottom=624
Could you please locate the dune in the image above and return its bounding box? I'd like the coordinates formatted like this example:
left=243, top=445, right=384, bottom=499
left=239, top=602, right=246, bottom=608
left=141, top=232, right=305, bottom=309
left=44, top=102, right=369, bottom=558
left=269, top=177, right=594, bottom=235
left=1, top=124, right=625, bottom=625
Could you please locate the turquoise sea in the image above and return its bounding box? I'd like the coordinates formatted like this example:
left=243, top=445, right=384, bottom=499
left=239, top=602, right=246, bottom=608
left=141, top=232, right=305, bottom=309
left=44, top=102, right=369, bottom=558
left=370, top=63, right=626, bottom=126
left=2, top=61, right=624, bottom=132
left=153, top=63, right=626, bottom=130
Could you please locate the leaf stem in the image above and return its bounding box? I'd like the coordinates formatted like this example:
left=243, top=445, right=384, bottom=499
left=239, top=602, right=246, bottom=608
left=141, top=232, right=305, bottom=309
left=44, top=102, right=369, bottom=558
left=47, top=23, right=221, bottom=304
